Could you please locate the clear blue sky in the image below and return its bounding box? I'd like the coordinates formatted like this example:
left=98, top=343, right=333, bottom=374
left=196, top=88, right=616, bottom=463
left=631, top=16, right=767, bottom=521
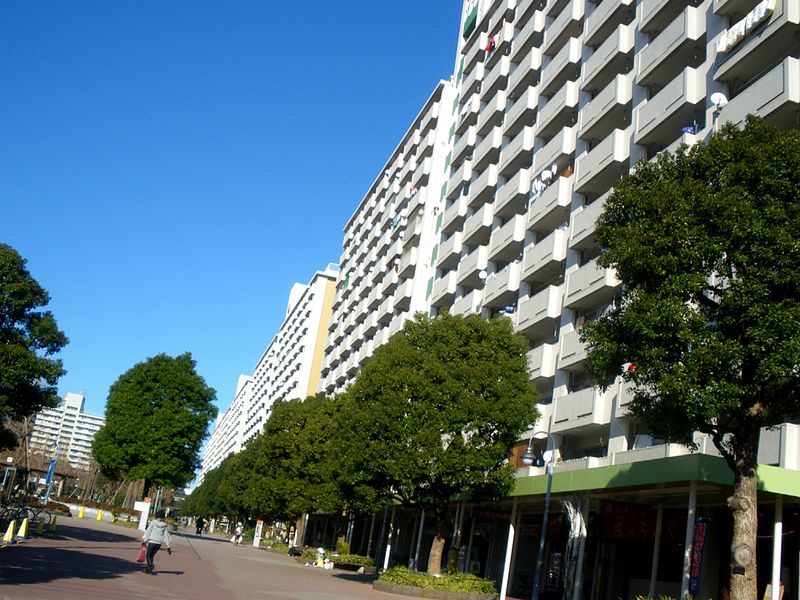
left=2, top=1, right=461, bottom=418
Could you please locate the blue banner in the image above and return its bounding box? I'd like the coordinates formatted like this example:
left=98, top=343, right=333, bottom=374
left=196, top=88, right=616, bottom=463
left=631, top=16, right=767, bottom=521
left=44, top=459, right=56, bottom=487
left=688, top=517, right=711, bottom=595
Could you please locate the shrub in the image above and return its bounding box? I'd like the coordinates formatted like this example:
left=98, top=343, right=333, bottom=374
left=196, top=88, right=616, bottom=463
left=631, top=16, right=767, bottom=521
left=336, top=539, right=350, bottom=555
left=333, top=554, right=374, bottom=566
left=28, top=499, right=71, bottom=514
left=378, top=567, right=497, bottom=594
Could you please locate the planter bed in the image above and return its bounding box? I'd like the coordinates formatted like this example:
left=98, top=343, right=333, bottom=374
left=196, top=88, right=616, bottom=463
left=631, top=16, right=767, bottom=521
left=373, top=581, right=498, bottom=600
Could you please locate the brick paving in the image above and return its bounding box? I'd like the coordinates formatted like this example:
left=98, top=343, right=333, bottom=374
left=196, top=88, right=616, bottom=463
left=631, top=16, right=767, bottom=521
left=0, top=516, right=414, bottom=600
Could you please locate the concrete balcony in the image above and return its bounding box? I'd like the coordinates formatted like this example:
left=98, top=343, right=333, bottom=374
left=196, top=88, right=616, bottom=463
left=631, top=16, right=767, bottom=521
left=634, top=67, right=705, bottom=147
left=457, top=245, right=490, bottom=289
left=482, top=55, right=512, bottom=103
left=451, top=288, right=483, bottom=316
left=437, top=231, right=464, bottom=270
left=637, top=6, right=706, bottom=88
left=521, top=228, right=569, bottom=284
left=552, top=386, right=613, bottom=433
left=715, top=0, right=800, bottom=89
left=557, top=328, right=586, bottom=369
left=453, top=125, right=477, bottom=165
left=463, top=202, right=495, bottom=247
left=533, top=125, right=577, bottom=177
left=366, top=283, right=382, bottom=309
left=719, top=56, right=800, bottom=130
left=380, top=271, right=400, bottom=297
left=488, top=0, right=517, bottom=30
left=639, top=0, right=695, bottom=34
left=363, top=312, right=378, bottom=336
left=398, top=246, right=418, bottom=278
left=447, top=159, right=472, bottom=201
left=581, top=23, right=634, bottom=94
left=467, top=164, right=500, bottom=208
left=543, top=0, right=585, bottom=56
left=482, top=262, right=522, bottom=308
left=441, top=195, right=469, bottom=236
left=579, top=73, right=633, bottom=142
left=527, top=173, right=573, bottom=232
left=463, top=29, right=486, bottom=71
left=511, top=8, right=546, bottom=63
left=495, top=167, right=531, bottom=218
left=478, top=90, right=508, bottom=136
left=418, top=129, right=436, bottom=159
left=411, top=156, right=432, bottom=189
left=570, top=192, right=608, bottom=250
left=516, top=285, right=563, bottom=340
left=537, top=80, right=580, bottom=140
left=473, top=127, right=504, bottom=171
left=713, top=0, right=751, bottom=17
left=584, top=0, right=635, bottom=48
left=508, top=47, right=543, bottom=99
left=504, top=86, right=539, bottom=137
left=431, top=270, right=458, bottom=308
left=393, top=278, right=414, bottom=311
left=499, top=126, right=535, bottom=176
left=527, top=343, right=559, bottom=381
left=574, top=128, right=631, bottom=195
left=462, top=62, right=485, bottom=101
left=419, top=102, right=439, bottom=135
left=402, top=129, right=421, bottom=158
left=489, top=214, right=527, bottom=263
left=485, top=21, right=515, bottom=69
left=539, top=37, right=582, bottom=97
left=564, top=257, right=621, bottom=309
left=457, top=93, right=482, bottom=135
left=376, top=295, right=394, bottom=325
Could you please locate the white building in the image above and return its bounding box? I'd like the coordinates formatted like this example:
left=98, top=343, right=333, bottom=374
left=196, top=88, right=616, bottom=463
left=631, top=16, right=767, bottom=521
left=199, top=264, right=338, bottom=479
left=29, top=392, right=105, bottom=470
left=318, top=80, right=458, bottom=396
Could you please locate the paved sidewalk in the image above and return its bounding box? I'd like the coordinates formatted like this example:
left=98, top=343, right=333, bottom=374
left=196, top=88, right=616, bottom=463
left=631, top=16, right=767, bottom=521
left=0, top=516, right=412, bottom=600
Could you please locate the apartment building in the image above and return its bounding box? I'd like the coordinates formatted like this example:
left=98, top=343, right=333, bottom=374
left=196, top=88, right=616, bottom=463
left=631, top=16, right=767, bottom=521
left=199, top=265, right=339, bottom=480
left=408, top=0, right=799, bottom=598
left=29, top=392, right=105, bottom=470
left=318, top=81, right=458, bottom=396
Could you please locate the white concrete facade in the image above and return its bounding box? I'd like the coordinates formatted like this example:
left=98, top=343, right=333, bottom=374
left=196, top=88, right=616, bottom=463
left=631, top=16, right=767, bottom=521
left=318, top=80, right=458, bottom=396
left=199, top=374, right=252, bottom=480
left=433, top=0, right=800, bottom=468
left=29, top=392, right=105, bottom=470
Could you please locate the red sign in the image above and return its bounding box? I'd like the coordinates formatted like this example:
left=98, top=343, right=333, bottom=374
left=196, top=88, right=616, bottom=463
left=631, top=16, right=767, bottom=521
left=600, top=500, right=654, bottom=540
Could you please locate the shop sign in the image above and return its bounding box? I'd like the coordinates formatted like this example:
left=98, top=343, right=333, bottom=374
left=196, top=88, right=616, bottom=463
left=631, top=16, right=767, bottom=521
left=717, top=0, right=778, bottom=53
left=463, top=0, right=479, bottom=39
left=688, top=517, right=711, bottom=596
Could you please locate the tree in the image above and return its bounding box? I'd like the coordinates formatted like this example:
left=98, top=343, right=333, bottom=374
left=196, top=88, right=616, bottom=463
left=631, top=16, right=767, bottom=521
left=581, top=117, right=800, bottom=600
left=341, top=312, right=538, bottom=574
left=0, top=243, right=69, bottom=449
left=92, top=352, right=217, bottom=498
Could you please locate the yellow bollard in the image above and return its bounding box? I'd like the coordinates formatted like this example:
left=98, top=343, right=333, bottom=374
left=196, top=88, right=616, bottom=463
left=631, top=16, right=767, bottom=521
left=2, top=520, right=16, bottom=545
left=78, top=506, right=85, bottom=519
left=15, top=517, right=28, bottom=541
left=96, top=509, right=103, bottom=521
left=48, top=516, right=58, bottom=533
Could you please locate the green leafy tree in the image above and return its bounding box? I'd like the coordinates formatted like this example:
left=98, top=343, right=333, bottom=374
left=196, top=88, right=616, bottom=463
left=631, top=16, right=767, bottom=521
left=93, top=352, right=217, bottom=498
left=582, top=117, right=800, bottom=600
left=342, top=312, right=538, bottom=574
left=243, top=394, right=345, bottom=522
left=0, top=243, right=69, bottom=449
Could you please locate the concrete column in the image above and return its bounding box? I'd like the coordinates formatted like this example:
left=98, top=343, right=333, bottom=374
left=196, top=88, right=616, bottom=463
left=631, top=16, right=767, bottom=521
left=680, top=481, right=698, bottom=599
left=499, top=497, right=518, bottom=600
left=649, top=506, right=664, bottom=599
left=772, top=497, right=783, bottom=600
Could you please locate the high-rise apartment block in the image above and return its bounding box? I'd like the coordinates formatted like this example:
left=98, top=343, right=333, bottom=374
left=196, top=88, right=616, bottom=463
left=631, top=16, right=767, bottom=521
left=29, top=392, right=105, bottom=470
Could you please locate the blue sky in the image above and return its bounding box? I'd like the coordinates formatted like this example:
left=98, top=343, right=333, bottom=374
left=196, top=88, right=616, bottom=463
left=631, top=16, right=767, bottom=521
left=2, top=2, right=461, bottom=418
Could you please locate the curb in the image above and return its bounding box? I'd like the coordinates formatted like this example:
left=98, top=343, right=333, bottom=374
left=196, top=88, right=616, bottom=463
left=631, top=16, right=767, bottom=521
left=373, top=581, right=498, bottom=600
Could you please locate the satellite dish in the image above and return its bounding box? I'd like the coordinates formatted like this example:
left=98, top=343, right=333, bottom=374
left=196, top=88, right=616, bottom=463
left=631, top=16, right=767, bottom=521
left=710, top=92, right=728, bottom=108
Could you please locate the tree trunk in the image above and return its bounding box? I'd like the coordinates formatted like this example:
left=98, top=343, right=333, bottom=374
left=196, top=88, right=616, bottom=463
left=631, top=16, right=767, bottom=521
left=562, top=494, right=588, bottom=600
left=426, top=503, right=449, bottom=575
left=141, top=478, right=151, bottom=502
left=728, top=432, right=759, bottom=600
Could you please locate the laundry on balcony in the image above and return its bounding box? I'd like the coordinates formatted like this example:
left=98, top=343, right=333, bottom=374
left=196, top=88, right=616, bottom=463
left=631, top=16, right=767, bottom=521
left=485, top=36, right=496, bottom=54
left=682, top=123, right=699, bottom=134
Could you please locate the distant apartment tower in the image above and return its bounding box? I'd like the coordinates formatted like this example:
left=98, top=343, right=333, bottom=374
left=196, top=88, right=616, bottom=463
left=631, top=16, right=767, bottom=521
left=318, top=80, right=457, bottom=395
left=29, top=392, right=105, bottom=470
left=199, top=264, right=338, bottom=479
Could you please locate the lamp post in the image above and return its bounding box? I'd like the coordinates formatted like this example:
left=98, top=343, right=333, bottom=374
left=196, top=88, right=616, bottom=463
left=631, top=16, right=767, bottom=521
left=521, top=432, right=556, bottom=600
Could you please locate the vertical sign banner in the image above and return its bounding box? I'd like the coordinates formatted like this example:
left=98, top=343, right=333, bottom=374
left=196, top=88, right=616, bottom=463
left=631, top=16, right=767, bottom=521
left=44, top=459, right=56, bottom=487
left=689, top=517, right=711, bottom=596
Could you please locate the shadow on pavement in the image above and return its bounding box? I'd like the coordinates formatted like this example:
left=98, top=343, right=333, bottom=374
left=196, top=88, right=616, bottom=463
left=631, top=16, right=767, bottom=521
left=0, top=547, right=143, bottom=585
left=57, top=523, right=140, bottom=544
left=333, top=572, right=379, bottom=586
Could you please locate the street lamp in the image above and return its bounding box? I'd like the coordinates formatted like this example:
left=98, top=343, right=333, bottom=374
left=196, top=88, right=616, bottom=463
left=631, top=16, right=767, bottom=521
left=521, top=432, right=557, bottom=600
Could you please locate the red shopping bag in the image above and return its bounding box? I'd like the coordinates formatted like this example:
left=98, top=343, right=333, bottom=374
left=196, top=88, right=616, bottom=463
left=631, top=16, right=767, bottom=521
left=136, top=546, right=146, bottom=563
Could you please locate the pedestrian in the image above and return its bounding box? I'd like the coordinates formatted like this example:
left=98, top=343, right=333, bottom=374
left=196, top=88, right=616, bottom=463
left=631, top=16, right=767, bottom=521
left=142, top=510, right=172, bottom=574
left=195, top=516, right=205, bottom=536
left=232, top=522, right=243, bottom=546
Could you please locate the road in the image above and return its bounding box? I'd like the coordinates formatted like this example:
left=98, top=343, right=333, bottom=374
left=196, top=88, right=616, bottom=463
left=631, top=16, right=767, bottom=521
left=0, top=516, right=413, bottom=600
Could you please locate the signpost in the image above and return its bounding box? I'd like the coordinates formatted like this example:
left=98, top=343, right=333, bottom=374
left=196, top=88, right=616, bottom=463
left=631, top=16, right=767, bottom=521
left=134, top=497, right=152, bottom=532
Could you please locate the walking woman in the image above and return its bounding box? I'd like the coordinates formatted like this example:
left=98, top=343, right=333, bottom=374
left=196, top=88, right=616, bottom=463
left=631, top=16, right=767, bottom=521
left=142, top=510, right=172, bottom=574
